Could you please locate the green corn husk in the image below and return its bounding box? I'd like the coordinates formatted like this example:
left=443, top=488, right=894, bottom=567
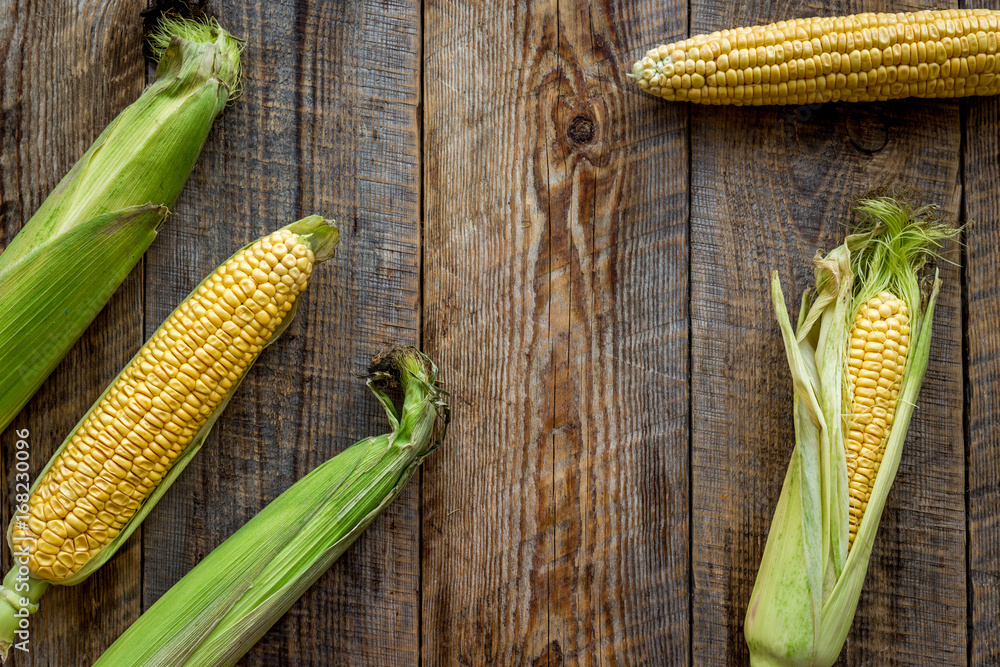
left=94, top=347, right=448, bottom=667
left=743, top=198, right=958, bottom=666
left=0, top=216, right=338, bottom=659
left=0, top=16, right=242, bottom=433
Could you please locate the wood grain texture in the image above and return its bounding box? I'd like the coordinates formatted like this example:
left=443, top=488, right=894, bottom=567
left=0, top=1, right=148, bottom=664
left=962, top=1, right=1000, bottom=663
left=1, top=0, right=993, bottom=664
left=138, top=1, right=422, bottom=666
left=422, top=0, right=688, bottom=664
left=965, top=99, right=1000, bottom=665
left=688, top=2, right=967, bottom=665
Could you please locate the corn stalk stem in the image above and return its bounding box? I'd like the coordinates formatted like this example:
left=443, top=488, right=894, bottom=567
left=0, top=569, right=49, bottom=659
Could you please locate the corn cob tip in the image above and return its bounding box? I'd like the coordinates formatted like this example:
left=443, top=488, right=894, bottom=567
left=284, top=215, right=339, bottom=262
left=368, top=347, right=434, bottom=385
left=367, top=347, right=450, bottom=454
left=149, top=15, right=244, bottom=101
left=848, top=197, right=958, bottom=307
left=368, top=347, right=448, bottom=409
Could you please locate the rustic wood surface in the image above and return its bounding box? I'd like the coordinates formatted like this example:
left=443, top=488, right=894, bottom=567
left=0, top=0, right=995, bottom=665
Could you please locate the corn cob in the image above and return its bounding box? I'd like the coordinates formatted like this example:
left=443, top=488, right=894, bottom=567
left=13, top=225, right=320, bottom=581
left=0, top=216, right=338, bottom=657
left=744, top=198, right=957, bottom=666
left=0, top=17, right=242, bottom=434
left=95, top=348, right=448, bottom=667
left=845, top=291, right=909, bottom=548
left=629, top=9, right=1000, bottom=105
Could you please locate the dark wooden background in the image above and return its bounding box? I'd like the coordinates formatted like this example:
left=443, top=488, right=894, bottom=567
left=0, top=0, right=996, bottom=664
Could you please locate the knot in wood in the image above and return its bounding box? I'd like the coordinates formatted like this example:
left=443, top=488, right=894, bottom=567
left=846, top=108, right=888, bottom=154
left=567, top=115, right=595, bottom=144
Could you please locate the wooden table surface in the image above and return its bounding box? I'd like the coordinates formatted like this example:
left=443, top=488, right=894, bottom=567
left=1, top=0, right=998, bottom=665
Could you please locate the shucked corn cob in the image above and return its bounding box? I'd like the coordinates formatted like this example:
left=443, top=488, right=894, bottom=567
left=629, top=9, right=1000, bottom=105
left=0, top=17, right=242, bottom=433
left=0, top=216, right=338, bottom=657
left=743, top=198, right=957, bottom=666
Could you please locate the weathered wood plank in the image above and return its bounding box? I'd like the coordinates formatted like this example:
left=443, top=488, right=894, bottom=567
left=0, top=1, right=148, bottom=663
left=962, top=0, right=1000, bottom=658
left=687, top=2, right=967, bottom=664
left=139, top=1, right=423, bottom=665
left=965, top=125, right=1000, bottom=664
left=421, top=0, right=688, bottom=663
